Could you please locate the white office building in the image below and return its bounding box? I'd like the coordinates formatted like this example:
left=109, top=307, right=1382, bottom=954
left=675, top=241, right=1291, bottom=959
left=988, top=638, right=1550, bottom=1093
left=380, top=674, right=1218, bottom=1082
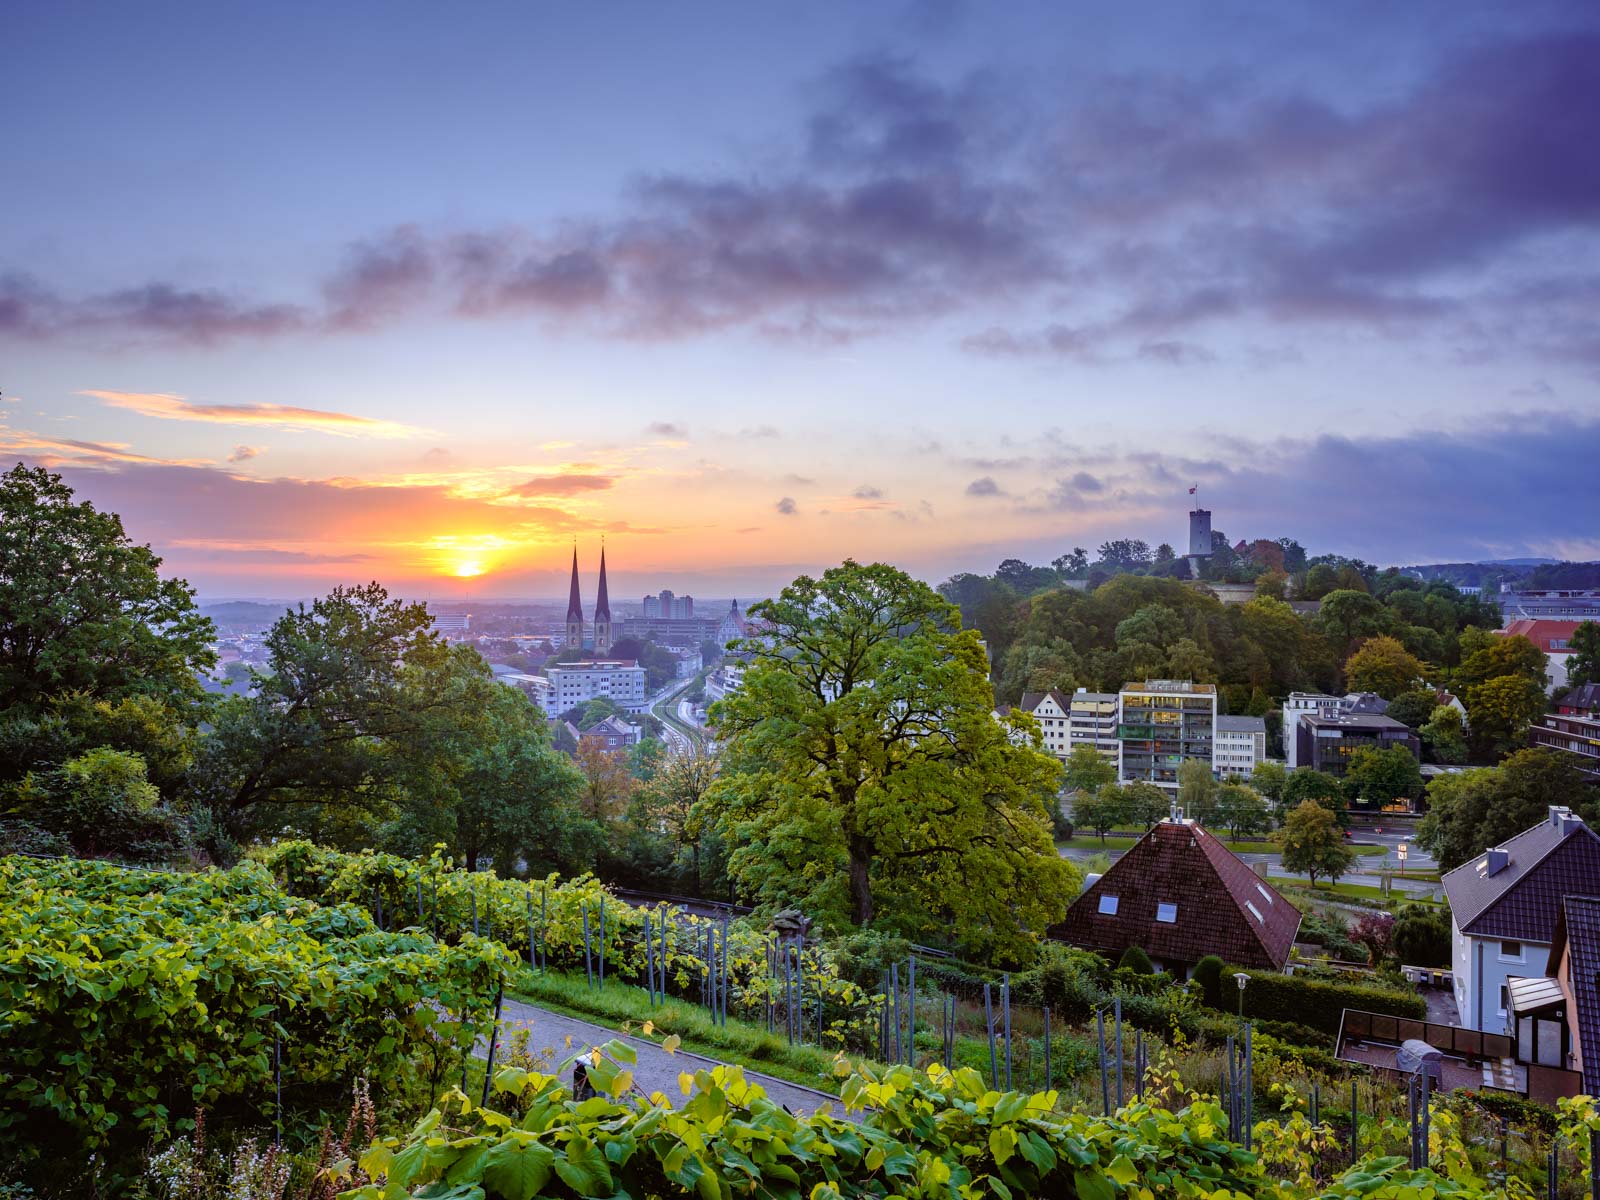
left=1281, top=692, right=1341, bottom=768
left=1213, top=715, right=1267, bottom=779
left=546, top=659, right=648, bottom=713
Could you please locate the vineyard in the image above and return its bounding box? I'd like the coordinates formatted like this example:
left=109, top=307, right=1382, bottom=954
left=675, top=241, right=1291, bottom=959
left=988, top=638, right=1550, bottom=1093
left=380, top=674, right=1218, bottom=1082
left=4, top=847, right=1600, bottom=1198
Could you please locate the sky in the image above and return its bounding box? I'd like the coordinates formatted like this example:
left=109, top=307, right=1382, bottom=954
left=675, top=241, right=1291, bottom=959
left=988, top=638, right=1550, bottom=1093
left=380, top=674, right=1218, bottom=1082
left=4, top=0, right=1598, bottom=601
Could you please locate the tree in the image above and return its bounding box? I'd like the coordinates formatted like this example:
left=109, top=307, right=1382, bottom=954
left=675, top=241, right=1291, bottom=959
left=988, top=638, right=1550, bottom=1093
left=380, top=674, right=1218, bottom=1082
left=1416, top=748, right=1596, bottom=869
left=1319, top=590, right=1388, bottom=656
left=1095, top=540, right=1153, bottom=571
left=1121, top=781, right=1171, bottom=829
left=1278, top=800, right=1356, bottom=887
left=1342, top=746, right=1422, bottom=808
left=1177, top=758, right=1219, bottom=824
left=574, top=736, right=636, bottom=824
left=1386, top=689, right=1440, bottom=730
left=1062, top=745, right=1116, bottom=797
left=1073, top=784, right=1130, bottom=845
left=0, top=464, right=215, bottom=785
left=623, top=748, right=722, bottom=893
left=1051, top=548, right=1089, bottom=578
left=705, top=561, right=1074, bottom=958
left=1349, top=911, right=1396, bottom=965
left=1283, top=768, right=1347, bottom=822
left=1569, top=621, right=1600, bottom=689
left=11, top=746, right=186, bottom=860
left=1465, top=674, right=1547, bottom=758
left=1457, top=633, right=1548, bottom=691
left=1420, top=705, right=1468, bottom=763
left=564, top=696, right=622, bottom=729
left=1344, top=635, right=1426, bottom=699
left=1392, top=905, right=1452, bottom=967
left=1250, top=761, right=1287, bottom=804
left=186, top=584, right=448, bottom=841
left=1118, top=945, right=1154, bottom=974
left=627, top=738, right=668, bottom=783
left=1215, top=782, right=1270, bottom=841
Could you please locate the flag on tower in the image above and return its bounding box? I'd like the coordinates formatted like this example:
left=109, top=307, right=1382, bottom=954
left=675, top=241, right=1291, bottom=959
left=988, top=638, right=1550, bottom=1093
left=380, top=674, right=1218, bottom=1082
left=1188, top=484, right=1197, bottom=495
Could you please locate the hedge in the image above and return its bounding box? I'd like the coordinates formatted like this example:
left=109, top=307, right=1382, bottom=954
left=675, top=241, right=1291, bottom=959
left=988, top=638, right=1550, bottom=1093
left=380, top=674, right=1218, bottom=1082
left=1218, top=964, right=1426, bottom=1034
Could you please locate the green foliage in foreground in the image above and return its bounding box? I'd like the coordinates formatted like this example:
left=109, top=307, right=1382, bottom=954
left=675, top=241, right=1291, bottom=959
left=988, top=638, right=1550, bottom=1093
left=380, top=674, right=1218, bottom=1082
left=0, top=855, right=511, bottom=1173
left=342, top=1046, right=1518, bottom=1200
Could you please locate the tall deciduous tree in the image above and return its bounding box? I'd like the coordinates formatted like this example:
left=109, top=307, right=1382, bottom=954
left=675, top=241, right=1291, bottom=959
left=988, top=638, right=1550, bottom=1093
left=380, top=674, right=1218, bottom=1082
left=1344, top=635, right=1426, bottom=699
left=706, top=561, right=1074, bottom=959
left=1072, top=784, right=1130, bottom=845
left=1416, top=748, right=1595, bottom=869
left=1215, top=782, right=1270, bottom=840
left=1569, top=621, right=1600, bottom=689
left=0, top=463, right=214, bottom=782
left=1342, top=745, right=1423, bottom=807
left=1278, top=800, right=1356, bottom=886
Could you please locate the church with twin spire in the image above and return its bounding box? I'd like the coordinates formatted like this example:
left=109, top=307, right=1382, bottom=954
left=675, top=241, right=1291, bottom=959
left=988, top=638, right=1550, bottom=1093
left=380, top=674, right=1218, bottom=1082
left=564, top=544, right=612, bottom=653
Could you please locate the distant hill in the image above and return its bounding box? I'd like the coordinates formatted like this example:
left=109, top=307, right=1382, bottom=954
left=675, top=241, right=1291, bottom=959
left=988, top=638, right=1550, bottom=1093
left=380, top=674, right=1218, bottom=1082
left=1400, top=560, right=1600, bottom=589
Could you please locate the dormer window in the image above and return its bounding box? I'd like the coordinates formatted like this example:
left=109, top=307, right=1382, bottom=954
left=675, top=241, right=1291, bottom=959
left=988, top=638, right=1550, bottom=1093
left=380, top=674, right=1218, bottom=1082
left=1098, top=895, right=1119, bottom=915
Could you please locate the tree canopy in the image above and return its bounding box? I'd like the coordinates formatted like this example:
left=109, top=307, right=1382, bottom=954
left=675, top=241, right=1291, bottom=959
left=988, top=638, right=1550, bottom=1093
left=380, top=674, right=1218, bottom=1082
left=705, top=560, right=1075, bottom=961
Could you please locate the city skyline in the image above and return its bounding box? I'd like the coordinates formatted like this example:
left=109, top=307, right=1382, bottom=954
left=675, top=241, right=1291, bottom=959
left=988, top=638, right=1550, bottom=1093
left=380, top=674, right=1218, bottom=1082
left=5, top=1, right=1599, bottom=597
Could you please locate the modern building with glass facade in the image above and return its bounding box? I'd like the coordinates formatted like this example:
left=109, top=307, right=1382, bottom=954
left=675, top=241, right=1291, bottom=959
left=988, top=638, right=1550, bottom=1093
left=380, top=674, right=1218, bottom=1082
left=1116, top=679, right=1217, bottom=791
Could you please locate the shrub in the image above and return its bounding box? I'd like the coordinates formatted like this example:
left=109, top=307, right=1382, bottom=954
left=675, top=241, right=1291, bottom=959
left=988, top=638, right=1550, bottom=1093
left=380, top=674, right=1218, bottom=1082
left=345, top=1052, right=1274, bottom=1200
left=1192, top=955, right=1224, bottom=1007
left=1217, top=965, right=1426, bottom=1034
left=1393, top=904, right=1452, bottom=967
left=0, top=855, right=511, bottom=1178
left=1117, top=945, right=1154, bottom=974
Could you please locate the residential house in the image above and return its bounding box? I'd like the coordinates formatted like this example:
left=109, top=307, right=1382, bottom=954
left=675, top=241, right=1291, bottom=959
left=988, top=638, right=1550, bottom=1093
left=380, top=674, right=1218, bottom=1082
left=1050, top=816, right=1301, bottom=974
left=1529, top=683, right=1600, bottom=782
left=1500, top=619, right=1586, bottom=691
left=1442, top=807, right=1600, bottom=1032
left=585, top=714, right=643, bottom=751
left=1549, top=896, right=1600, bottom=1096
left=1019, top=689, right=1073, bottom=761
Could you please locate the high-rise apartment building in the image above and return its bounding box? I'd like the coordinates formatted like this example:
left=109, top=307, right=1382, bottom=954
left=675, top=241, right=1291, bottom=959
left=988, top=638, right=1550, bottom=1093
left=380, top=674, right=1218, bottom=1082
left=1117, top=679, right=1217, bottom=791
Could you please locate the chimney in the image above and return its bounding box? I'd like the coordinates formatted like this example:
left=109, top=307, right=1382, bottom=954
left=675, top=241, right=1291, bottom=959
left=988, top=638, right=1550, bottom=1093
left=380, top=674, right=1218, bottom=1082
left=1550, top=806, right=1585, bottom=838
left=1482, top=848, right=1510, bottom=876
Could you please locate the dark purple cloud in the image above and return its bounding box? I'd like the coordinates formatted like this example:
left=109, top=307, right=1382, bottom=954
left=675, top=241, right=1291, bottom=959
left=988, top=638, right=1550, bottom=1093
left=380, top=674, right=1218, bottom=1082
left=966, top=475, right=1003, bottom=497
left=5, top=30, right=1598, bottom=359
left=507, top=474, right=616, bottom=497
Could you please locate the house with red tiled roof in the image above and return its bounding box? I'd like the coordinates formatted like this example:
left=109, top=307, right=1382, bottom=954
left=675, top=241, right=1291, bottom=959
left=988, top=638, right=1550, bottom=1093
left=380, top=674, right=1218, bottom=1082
left=1499, top=620, right=1584, bottom=690
left=1049, top=817, right=1301, bottom=974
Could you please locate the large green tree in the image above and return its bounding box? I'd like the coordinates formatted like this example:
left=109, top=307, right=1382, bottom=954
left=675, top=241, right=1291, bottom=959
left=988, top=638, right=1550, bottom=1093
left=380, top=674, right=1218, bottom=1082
left=1569, top=621, right=1600, bottom=689
left=0, top=463, right=214, bottom=784
left=1278, top=799, right=1356, bottom=886
left=706, top=561, right=1075, bottom=959
left=1416, top=748, right=1596, bottom=869
left=1344, top=635, right=1426, bottom=699
left=1342, top=745, right=1422, bottom=807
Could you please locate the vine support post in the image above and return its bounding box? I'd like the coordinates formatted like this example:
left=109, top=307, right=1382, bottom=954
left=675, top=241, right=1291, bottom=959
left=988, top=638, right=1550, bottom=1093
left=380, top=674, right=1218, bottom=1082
left=480, top=986, right=505, bottom=1107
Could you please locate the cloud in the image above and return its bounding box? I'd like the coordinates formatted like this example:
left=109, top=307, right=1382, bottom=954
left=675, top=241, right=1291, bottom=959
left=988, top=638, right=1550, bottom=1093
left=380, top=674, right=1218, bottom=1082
left=227, top=445, right=261, bottom=463
left=6, top=32, right=1598, bottom=366
left=852, top=484, right=884, bottom=499
left=774, top=496, right=798, bottom=515
left=738, top=424, right=781, bottom=439
left=781, top=473, right=815, bottom=486
left=81, top=391, right=429, bottom=438
left=647, top=421, right=688, bottom=439
left=0, top=429, right=212, bottom=469
left=966, top=475, right=1003, bottom=496
left=506, top=473, right=616, bottom=497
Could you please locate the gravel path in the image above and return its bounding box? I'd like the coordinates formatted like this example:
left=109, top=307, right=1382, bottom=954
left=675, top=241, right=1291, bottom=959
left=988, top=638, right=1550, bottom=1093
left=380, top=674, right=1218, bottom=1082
left=481, top=997, right=856, bottom=1119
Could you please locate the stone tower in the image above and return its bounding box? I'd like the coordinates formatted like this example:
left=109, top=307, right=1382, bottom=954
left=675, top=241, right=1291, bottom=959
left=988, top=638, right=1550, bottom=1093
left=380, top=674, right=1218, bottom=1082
left=593, top=543, right=612, bottom=654
left=565, top=546, right=584, bottom=652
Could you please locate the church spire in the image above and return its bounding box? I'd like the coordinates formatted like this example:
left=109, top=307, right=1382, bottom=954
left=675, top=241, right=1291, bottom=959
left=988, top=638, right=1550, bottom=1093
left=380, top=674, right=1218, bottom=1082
left=565, top=544, right=583, bottom=621
left=565, top=543, right=585, bottom=652
left=593, top=540, right=613, bottom=653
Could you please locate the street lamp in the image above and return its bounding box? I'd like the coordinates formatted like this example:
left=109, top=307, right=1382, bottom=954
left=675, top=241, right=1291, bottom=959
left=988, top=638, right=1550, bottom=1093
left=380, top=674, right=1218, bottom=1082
left=1236, top=972, right=1249, bottom=1022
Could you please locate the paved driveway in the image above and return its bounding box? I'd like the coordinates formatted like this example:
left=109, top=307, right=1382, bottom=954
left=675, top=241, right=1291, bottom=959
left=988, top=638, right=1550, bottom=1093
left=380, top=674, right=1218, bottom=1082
left=481, top=997, right=854, bottom=1119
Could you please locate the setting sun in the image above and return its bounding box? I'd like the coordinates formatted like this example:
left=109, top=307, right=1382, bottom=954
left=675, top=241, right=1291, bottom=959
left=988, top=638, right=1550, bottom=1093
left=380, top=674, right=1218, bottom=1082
left=453, top=560, right=485, bottom=578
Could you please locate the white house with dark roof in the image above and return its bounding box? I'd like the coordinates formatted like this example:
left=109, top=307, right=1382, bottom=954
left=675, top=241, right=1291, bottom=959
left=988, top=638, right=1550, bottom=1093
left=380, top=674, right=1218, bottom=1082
left=1443, top=806, right=1600, bottom=1032
left=1214, top=715, right=1267, bottom=778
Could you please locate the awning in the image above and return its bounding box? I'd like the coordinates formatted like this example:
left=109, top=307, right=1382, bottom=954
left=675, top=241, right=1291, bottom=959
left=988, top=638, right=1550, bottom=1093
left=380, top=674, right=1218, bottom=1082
left=1508, top=975, right=1566, bottom=1016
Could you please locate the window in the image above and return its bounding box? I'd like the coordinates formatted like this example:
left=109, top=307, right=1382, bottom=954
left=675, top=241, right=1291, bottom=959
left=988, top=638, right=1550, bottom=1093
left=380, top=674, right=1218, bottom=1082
left=1098, top=895, right=1119, bottom=915
left=1246, top=901, right=1265, bottom=924
left=1256, top=884, right=1274, bottom=905
left=1156, top=902, right=1178, bottom=923
left=1499, top=985, right=1509, bottom=1016
left=1500, top=941, right=1524, bottom=961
